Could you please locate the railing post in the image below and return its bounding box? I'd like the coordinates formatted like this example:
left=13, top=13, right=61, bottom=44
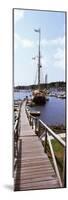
left=38, top=120, right=40, bottom=136
left=35, top=118, right=37, bottom=134
left=44, top=129, right=47, bottom=153
left=32, top=118, right=33, bottom=129
left=47, top=132, right=62, bottom=187
left=29, top=115, right=31, bottom=125
left=18, top=116, right=20, bottom=137
left=30, top=117, right=32, bottom=127
left=63, top=146, right=66, bottom=187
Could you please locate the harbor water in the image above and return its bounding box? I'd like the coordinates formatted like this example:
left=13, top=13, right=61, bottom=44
left=14, top=90, right=65, bottom=126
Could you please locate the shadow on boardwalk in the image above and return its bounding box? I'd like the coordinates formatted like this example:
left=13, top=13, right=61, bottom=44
left=14, top=139, right=22, bottom=191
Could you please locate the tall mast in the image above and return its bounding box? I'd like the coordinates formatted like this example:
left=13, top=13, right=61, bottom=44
left=38, top=28, right=41, bottom=90
left=34, top=28, right=41, bottom=90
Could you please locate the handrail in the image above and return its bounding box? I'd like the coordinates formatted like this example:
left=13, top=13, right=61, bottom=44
left=13, top=101, right=22, bottom=176
left=14, top=119, right=18, bottom=133
left=39, top=119, right=66, bottom=148
left=39, top=120, right=66, bottom=187
left=25, top=107, right=38, bottom=131
left=25, top=106, right=66, bottom=187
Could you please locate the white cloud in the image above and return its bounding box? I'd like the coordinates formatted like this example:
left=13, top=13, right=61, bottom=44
left=14, top=33, right=20, bottom=51
left=41, top=36, right=65, bottom=47
left=14, top=10, right=24, bottom=23
left=15, top=33, right=21, bottom=43
left=54, top=48, right=64, bottom=60
left=53, top=48, right=65, bottom=69
left=22, top=39, right=34, bottom=48
left=15, top=33, right=34, bottom=49
left=41, top=36, right=65, bottom=71
left=14, top=32, right=65, bottom=71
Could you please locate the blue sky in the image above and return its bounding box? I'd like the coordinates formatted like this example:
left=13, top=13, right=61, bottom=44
left=14, top=9, right=65, bottom=86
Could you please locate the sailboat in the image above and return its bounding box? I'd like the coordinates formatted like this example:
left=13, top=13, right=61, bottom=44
left=32, top=28, right=46, bottom=105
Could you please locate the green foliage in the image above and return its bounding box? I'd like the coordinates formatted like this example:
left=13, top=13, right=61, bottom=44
left=51, top=140, right=63, bottom=154
left=42, top=138, right=64, bottom=179
left=14, top=81, right=66, bottom=90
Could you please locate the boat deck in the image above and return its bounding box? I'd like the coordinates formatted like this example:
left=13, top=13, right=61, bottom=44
left=14, top=101, right=60, bottom=191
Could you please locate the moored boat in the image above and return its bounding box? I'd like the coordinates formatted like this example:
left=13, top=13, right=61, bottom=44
left=32, top=89, right=46, bottom=105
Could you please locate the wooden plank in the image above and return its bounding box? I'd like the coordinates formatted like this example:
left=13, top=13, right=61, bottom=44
left=16, top=184, right=59, bottom=191
left=22, top=145, right=43, bottom=149
left=17, top=155, right=48, bottom=161
left=16, top=177, right=58, bottom=185
left=18, top=160, right=51, bottom=166
left=19, top=167, right=54, bottom=174
left=20, top=160, right=52, bottom=166
left=21, top=149, right=44, bottom=153
left=15, top=170, right=56, bottom=178
left=14, top=102, right=60, bottom=191
left=15, top=179, right=59, bottom=190
left=18, top=155, right=47, bottom=160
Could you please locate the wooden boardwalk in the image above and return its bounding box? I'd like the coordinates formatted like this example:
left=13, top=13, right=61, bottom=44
left=14, top=101, right=60, bottom=191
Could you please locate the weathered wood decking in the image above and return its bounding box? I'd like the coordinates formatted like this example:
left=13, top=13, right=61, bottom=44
left=14, top=101, right=60, bottom=191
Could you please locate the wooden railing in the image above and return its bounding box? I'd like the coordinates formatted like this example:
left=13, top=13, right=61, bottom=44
left=13, top=101, right=22, bottom=176
left=25, top=106, right=66, bottom=188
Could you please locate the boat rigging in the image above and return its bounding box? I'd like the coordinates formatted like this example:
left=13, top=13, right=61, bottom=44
left=32, top=28, right=46, bottom=105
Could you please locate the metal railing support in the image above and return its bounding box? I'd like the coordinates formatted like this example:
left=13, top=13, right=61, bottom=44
left=44, top=129, right=47, bottom=153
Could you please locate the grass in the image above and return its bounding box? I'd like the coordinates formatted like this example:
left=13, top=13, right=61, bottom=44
left=51, top=140, right=64, bottom=169
left=39, top=123, right=66, bottom=182
left=42, top=139, right=64, bottom=181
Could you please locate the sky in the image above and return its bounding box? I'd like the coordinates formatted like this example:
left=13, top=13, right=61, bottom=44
left=14, top=9, right=65, bottom=86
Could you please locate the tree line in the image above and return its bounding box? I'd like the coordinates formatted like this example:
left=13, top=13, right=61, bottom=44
left=14, top=81, right=66, bottom=91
